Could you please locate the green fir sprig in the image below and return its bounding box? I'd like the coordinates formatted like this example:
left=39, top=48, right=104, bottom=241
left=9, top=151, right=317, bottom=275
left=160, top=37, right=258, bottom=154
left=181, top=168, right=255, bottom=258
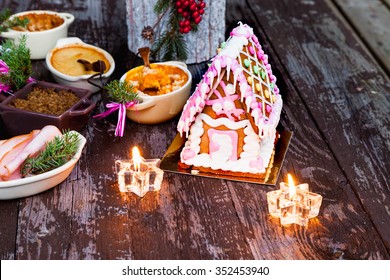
left=154, top=0, right=172, bottom=14
left=21, top=131, right=80, bottom=176
left=105, top=80, right=139, bottom=104
left=151, top=1, right=188, bottom=61
left=0, top=35, right=32, bottom=91
left=0, top=9, right=29, bottom=33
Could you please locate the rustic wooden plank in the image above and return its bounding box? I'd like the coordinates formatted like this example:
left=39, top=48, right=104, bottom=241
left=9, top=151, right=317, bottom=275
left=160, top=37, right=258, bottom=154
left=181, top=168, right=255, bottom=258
left=332, top=0, right=390, bottom=75
left=2, top=0, right=389, bottom=260
left=382, top=0, right=390, bottom=8
left=241, top=0, right=390, bottom=253
left=0, top=200, right=18, bottom=259
left=14, top=114, right=256, bottom=259
left=226, top=0, right=389, bottom=259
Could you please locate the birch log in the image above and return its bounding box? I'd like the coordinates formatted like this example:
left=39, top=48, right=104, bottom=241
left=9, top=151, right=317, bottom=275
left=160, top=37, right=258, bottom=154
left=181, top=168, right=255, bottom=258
left=126, top=0, right=226, bottom=64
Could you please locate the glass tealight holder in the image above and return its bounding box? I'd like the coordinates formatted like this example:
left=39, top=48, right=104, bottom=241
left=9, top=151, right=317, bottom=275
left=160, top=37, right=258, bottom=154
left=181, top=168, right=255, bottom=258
left=115, top=158, right=164, bottom=197
left=267, top=181, right=322, bottom=226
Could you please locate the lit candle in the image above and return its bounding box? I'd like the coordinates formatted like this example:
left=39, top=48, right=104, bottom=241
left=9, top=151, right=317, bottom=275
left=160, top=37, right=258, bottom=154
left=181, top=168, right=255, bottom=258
left=266, top=173, right=322, bottom=226
left=115, top=146, right=164, bottom=197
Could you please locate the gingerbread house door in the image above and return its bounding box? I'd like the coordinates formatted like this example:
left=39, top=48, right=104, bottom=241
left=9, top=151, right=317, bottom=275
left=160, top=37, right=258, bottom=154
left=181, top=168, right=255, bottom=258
left=208, top=129, right=238, bottom=162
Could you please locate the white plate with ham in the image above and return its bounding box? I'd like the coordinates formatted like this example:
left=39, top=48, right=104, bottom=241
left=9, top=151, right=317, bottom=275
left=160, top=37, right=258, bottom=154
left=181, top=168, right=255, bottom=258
left=0, top=126, right=86, bottom=200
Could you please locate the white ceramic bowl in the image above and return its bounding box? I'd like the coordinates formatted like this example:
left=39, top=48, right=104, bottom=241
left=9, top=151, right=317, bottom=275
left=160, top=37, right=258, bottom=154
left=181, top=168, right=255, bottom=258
left=46, top=37, right=115, bottom=93
left=120, top=61, right=192, bottom=124
left=0, top=10, right=74, bottom=60
left=0, top=131, right=86, bottom=200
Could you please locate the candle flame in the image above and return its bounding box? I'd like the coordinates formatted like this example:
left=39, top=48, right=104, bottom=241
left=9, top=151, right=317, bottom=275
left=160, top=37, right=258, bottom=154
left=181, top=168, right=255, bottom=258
left=287, top=173, right=296, bottom=200
left=132, top=146, right=142, bottom=172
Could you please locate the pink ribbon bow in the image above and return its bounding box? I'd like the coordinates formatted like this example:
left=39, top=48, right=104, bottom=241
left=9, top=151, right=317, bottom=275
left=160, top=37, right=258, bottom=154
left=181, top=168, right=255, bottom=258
left=93, top=101, right=137, bottom=137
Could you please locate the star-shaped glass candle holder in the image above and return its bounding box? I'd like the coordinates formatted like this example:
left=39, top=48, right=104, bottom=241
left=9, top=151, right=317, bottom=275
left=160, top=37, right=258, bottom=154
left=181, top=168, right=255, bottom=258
left=115, top=147, right=164, bottom=197
left=267, top=174, right=322, bottom=226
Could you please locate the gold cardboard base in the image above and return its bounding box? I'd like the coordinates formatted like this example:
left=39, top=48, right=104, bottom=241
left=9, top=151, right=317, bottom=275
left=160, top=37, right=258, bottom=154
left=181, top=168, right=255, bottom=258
left=160, top=128, right=292, bottom=186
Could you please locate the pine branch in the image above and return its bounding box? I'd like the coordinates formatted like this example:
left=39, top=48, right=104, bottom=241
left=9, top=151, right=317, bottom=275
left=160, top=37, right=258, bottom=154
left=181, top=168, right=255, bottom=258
left=154, top=0, right=171, bottom=14
left=105, top=80, right=139, bottom=104
left=0, top=35, right=32, bottom=90
left=151, top=0, right=192, bottom=61
left=151, top=6, right=188, bottom=61
left=21, top=131, right=80, bottom=176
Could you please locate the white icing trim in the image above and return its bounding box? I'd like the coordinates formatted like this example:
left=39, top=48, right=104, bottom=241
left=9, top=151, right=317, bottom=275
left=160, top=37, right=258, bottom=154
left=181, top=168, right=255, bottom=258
left=199, top=113, right=249, bottom=130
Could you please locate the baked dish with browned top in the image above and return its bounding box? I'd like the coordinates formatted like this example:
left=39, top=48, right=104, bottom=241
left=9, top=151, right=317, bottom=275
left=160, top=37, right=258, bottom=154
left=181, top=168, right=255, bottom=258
left=12, top=13, right=64, bottom=32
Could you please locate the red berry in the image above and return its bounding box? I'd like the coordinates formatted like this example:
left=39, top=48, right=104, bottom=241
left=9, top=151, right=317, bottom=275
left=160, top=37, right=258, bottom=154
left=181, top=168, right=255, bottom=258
left=192, top=11, right=199, bottom=18
left=179, top=20, right=185, bottom=27
left=178, top=7, right=183, bottom=13
left=183, top=1, right=189, bottom=7
left=176, top=1, right=181, bottom=8
left=194, top=16, right=202, bottom=24
left=198, top=8, right=204, bottom=15
left=190, top=3, right=197, bottom=11
left=182, top=11, right=189, bottom=18
left=198, top=2, right=206, bottom=9
left=184, top=19, right=191, bottom=26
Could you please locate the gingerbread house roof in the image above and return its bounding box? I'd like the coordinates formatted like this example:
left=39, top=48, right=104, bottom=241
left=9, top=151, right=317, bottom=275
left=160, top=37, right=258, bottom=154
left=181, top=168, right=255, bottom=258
left=177, top=22, right=282, bottom=138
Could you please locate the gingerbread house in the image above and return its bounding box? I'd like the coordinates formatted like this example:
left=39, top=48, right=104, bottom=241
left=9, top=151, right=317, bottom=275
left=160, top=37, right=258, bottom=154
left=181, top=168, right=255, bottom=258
left=177, top=22, right=283, bottom=176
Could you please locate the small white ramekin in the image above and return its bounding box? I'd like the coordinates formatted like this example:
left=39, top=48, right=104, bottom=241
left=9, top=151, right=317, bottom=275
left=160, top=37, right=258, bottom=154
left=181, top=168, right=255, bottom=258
left=45, top=37, right=115, bottom=93
left=0, top=10, right=74, bottom=59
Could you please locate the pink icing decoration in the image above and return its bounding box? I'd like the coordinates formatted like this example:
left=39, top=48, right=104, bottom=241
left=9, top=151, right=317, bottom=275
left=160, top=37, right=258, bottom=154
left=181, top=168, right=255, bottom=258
left=208, top=129, right=238, bottom=161
left=177, top=22, right=280, bottom=138
left=252, top=35, right=259, bottom=44
left=250, top=158, right=263, bottom=170
left=207, top=81, right=244, bottom=119
left=230, top=24, right=252, bottom=39
left=257, top=49, right=264, bottom=60
left=248, top=46, right=255, bottom=55
left=209, top=140, right=220, bottom=155
left=182, top=147, right=196, bottom=161
left=262, top=55, right=268, bottom=64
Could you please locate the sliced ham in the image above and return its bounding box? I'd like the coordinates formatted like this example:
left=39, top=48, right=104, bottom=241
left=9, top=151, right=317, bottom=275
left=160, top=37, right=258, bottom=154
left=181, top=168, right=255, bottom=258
left=8, top=169, right=22, bottom=181
left=0, top=133, right=33, bottom=162
left=0, top=125, right=62, bottom=181
left=0, top=131, right=39, bottom=180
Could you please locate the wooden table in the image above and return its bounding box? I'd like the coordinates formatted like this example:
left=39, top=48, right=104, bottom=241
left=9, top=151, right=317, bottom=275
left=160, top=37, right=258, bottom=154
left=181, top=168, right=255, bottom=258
left=0, top=0, right=389, bottom=260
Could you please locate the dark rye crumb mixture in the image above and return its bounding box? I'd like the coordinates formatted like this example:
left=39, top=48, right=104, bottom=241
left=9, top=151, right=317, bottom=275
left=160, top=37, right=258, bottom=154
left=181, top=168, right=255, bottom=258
left=11, top=86, right=80, bottom=116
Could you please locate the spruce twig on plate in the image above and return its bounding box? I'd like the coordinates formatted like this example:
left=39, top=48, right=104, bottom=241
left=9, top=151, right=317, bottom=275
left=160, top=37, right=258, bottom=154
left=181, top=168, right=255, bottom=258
left=21, top=132, right=80, bottom=176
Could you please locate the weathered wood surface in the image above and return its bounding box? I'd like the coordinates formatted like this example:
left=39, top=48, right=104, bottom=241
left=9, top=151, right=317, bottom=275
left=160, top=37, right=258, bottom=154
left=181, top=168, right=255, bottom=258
left=243, top=0, right=390, bottom=252
left=0, top=0, right=389, bottom=260
left=332, top=0, right=390, bottom=75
